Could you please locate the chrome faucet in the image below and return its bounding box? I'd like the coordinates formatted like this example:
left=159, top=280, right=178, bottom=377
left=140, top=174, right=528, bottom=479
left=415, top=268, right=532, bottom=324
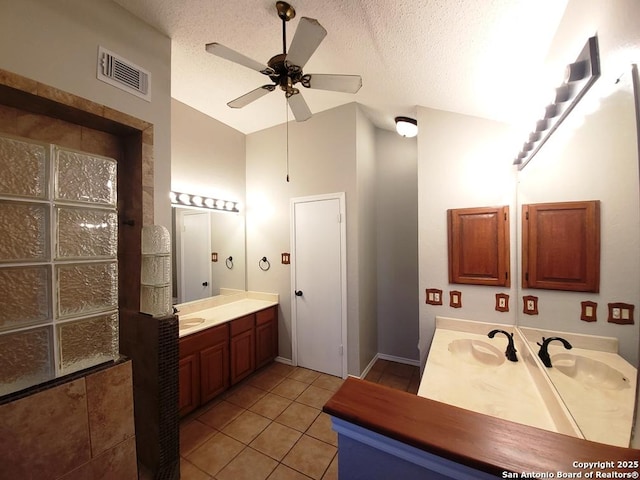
left=537, top=337, right=572, bottom=367
left=487, top=329, right=518, bottom=362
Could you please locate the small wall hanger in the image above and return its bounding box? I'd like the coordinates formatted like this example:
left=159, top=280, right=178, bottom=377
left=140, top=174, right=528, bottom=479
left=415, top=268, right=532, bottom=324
left=259, top=256, right=271, bottom=271
left=226, top=256, right=233, bottom=269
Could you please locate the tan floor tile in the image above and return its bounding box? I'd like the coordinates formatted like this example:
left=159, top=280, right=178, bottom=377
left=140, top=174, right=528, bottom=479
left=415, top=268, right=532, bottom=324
left=250, top=422, right=302, bottom=461
left=186, top=432, right=243, bottom=477
left=197, top=400, right=244, bottom=430
left=249, top=392, right=293, bottom=420
left=287, top=368, right=321, bottom=384
left=222, top=410, right=271, bottom=444
left=377, top=373, right=410, bottom=391
left=385, top=362, right=418, bottom=379
left=275, top=402, right=320, bottom=432
left=180, top=457, right=213, bottom=480
left=225, top=384, right=268, bottom=409
left=180, top=419, right=216, bottom=456
left=305, top=413, right=337, bottom=446
left=295, top=385, right=335, bottom=410
left=216, top=447, right=278, bottom=480
left=268, top=464, right=314, bottom=480
left=271, top=378, right=309, bottom=400
left=282, top=435, right=337, bottom=480
left=322, top=454, right=338, bottom=480
left=265, top=362, right=297, bottom=377
left=311, top=374, right=344, bottom=392
left=249, top=370, right=287, bottom=391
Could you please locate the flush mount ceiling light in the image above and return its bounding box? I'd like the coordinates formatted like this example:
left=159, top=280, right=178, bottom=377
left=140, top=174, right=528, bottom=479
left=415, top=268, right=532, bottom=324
left=514, top=36, right=600, bottom=170
left=170, top=191, right=239, bottom=213
left=395, top=116, right=418, bottom=138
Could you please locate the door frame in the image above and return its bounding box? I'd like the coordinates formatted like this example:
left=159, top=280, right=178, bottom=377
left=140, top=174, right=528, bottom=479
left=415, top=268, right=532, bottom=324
left=290, top=192, right=348, bottom=378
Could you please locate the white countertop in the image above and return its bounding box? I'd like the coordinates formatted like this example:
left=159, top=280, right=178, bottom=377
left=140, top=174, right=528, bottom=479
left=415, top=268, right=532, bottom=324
left=176, top=291, right=278, bottom=338
left=418, top=323, right=560, bottom=433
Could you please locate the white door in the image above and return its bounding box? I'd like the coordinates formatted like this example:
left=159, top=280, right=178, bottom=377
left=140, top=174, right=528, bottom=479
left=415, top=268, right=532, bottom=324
left=291, top=193, right=346, bottom=377
left=179, top=210, right=211, bottom=302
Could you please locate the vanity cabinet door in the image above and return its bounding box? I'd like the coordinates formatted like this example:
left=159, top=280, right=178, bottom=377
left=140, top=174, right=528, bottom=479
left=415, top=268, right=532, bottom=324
left=256, top=307, right=278, bottom=369
left=178, top=353, right=199, bottom=417
left=200, top=325, right=230, bottom=403
left=230, top=315, right=256, bottom=384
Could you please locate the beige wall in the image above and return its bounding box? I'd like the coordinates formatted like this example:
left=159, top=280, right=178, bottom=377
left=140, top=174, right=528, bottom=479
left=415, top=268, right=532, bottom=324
left=246, top=103, right=361, bottom=373
left=375, top=129, right=419, bottom=360
left=0, top=0, right=172, bottom=229
left=417, top=107, right=516, bottom=366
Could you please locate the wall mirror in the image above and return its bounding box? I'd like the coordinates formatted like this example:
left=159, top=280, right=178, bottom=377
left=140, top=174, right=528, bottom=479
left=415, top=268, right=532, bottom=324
left=515, top=64, right=640, bottom=446
left=172, top=206, right=246, bottom=304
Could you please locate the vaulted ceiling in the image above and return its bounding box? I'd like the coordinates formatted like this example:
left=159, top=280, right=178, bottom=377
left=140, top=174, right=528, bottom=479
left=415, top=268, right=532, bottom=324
left=114, top=0, right=569, bottom=134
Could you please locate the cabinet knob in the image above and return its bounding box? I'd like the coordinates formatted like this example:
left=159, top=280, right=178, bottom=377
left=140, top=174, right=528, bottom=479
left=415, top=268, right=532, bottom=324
left=294, top=290, right=303, bottom=297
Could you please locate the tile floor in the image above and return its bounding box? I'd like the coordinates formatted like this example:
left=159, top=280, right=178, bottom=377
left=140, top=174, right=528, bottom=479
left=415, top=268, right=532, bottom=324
left=179, top=359, right=420, bottom=480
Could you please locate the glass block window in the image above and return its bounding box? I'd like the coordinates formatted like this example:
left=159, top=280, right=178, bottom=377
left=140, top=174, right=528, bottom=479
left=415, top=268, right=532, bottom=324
left=0, top=135, right=119, bottom=396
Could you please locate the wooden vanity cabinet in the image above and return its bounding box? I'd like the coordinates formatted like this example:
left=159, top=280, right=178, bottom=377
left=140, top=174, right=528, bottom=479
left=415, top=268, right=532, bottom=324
left=256, top=307, right=278, bottom=369
left=230, top=314, right=256, bottom=384
left=178, top=305, right=279, bottom=416
left=178, top=323, right=229, bottom=417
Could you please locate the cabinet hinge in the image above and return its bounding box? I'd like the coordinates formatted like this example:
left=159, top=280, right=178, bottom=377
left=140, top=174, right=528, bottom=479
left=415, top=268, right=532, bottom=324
left=525, top=211, right=529, bottom=220
left=525, top=272, right=529, bottom=281
left=339, top=345, right=344, bottom=356
left=505, top=272, right=508, bottom=280
left=504, top=212, right=507, bottom=221
left=337, top=213, right=342, bottom=223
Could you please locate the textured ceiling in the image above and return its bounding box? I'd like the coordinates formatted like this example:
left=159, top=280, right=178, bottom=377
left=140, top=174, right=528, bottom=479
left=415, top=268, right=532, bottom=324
left=114, top=0, right=569, bottom=134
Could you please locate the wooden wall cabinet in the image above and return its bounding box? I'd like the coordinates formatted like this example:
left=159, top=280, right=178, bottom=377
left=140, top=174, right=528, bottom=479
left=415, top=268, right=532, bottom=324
left=447, top=206, right=510, bottom=287
left=178, top=306, right=278, bottom=417
left=522, top=201, right=600, bottom=292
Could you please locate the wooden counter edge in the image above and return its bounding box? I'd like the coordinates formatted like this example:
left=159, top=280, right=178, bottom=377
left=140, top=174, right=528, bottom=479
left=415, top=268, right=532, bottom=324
left=323, top=377, right=639, bottom=475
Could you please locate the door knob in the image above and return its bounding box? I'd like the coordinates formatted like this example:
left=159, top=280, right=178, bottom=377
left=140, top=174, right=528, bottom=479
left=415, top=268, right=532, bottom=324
left=294, top=290, right=303, bottom=297
left=202, top=281, right=209, bottom=287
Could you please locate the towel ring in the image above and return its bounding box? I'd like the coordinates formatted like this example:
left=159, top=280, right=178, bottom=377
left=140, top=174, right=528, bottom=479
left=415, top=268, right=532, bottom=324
left=259, top=256, right=271, bottom=271
left=225, top=256, right=233, bottom=269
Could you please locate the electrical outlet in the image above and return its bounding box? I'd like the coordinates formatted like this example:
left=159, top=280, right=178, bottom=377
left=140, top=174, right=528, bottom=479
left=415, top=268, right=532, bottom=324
left=607, top=302, right=634, bottom=325
left=612, top=308, right=621, bottom=319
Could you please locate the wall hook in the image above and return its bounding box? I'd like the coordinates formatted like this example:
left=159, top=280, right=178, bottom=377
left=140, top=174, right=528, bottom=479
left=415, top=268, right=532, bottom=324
left=259, top=256, right=271, bottom=271
left=226, top=256, right=233, bottom=269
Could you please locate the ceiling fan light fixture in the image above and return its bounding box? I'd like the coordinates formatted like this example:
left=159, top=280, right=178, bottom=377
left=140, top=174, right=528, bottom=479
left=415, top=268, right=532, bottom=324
left=395, top=116, right=418, bottom=138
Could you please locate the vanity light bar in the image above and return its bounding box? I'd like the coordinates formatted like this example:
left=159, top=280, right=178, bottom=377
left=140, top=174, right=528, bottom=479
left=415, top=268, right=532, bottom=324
left=514, top=36, right=601, bottom=170
left=170, top=191, right=239, bottom=213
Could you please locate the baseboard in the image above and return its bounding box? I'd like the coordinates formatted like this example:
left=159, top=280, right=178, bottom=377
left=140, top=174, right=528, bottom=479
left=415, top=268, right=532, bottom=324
left=357, top=353, right=421, bottom=379
left=377, top=353, right=420, bottom=367
left=275, top=356, right=293, bottom=366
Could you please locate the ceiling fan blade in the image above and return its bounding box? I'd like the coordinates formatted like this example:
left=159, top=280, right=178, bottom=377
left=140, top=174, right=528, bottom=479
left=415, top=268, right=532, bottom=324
left=205, top=42, right=273, bottom=75
left=287, top=92, right=312, bottom=122
left=303, top=74, right=362, bottom=94
left=227, top=85, right=276, bottom=109
left=286, top=17, right=327, bottom=69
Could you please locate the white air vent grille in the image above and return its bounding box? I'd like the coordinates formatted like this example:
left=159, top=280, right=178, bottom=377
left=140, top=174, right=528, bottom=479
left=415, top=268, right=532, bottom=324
left=97, top=46, right=151, bottom=101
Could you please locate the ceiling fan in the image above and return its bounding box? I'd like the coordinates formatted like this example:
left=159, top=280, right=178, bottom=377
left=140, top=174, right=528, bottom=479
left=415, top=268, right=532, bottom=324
left=205, top=1, right=362, bottom=122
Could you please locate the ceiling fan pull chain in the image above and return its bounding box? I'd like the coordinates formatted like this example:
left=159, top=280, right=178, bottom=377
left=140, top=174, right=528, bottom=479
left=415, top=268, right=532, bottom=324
left=286, top=96, right=290, bottom=182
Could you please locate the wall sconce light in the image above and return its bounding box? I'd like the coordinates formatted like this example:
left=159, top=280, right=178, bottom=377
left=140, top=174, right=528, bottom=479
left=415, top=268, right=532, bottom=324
left=170, top=191, right=239, bottom=213
left=513, top=36, right=600, bottom=170
left=395, top=116, right=418, bottom=138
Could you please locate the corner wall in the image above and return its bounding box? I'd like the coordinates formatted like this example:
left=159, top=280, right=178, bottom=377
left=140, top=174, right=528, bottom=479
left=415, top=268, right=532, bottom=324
left=0, top=0, right=172, bottom=229
left=375, top=129, right=419, bottom=361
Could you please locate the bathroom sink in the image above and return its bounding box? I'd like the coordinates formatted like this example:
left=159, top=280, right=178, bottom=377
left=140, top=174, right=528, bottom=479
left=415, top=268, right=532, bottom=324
left=448, top=339, right=505, bottom=366
left=551, top=353, right=631, bottom=390
left=179, top=317, right=205, bottom=330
